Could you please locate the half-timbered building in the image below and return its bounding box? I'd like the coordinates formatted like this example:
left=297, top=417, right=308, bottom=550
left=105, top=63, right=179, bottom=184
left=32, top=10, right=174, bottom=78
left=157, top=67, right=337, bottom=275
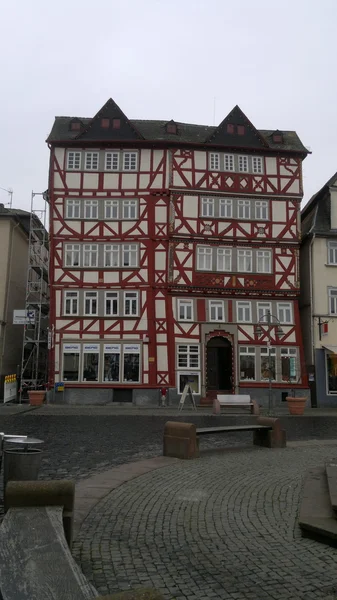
left=47, top=99, right=309, bottom=405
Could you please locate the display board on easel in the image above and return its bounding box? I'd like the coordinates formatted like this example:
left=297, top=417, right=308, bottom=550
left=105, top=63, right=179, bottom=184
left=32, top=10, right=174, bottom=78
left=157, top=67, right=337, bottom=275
left=178, top=384, right=197, bottom=411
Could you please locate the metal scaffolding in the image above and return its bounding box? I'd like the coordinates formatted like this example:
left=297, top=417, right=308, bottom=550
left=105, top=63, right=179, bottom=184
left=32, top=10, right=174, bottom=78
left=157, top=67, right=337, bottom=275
left=19, top=191, right=49, bottom=401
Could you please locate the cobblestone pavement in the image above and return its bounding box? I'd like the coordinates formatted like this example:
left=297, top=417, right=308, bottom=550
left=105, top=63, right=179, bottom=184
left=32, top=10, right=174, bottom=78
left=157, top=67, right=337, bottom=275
left=74, top=444, right=337, bottom=600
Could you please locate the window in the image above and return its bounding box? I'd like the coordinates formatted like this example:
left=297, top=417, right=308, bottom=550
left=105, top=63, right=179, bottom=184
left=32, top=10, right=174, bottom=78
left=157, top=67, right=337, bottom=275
left=105, top=200, right=119, bottom=219
left=328, top=242, right=337, bottom=265
left=84, top=200, right=98, bottom=219
left=103, top=344, right=120, bottom=381
left=70, top=121, right=81, bottom=131
left=238, top=249, right=252, bottom=272
left=224, top=154, right=235, bottom=172
left=105, top=292, right=118, bottom=316
left=257, top=250, right=271, bottom=273
left=217, top=248, right=231, bottom=271
left=327, top=352, right=337, bottom=394
left=83, top=244, right=98, bottom=267
left=122, top=244, right=138, bottom=267
left=260, top=347, right=276, bottom=381
left=252, top=157, right=263, bottom=174
left=105, top=152, right=119, bottom=171
left=123, top=200, right=137, bottom=219
left=104, top=244, right=120, bottom=267
left=124, top=292, right=139, bottom=316
left=123, top=152, right=137, bottom=171
left=84, top=291, right=98, bottom=315
left=85, top=152, right=99, bottom=170
left=177, top=345, right=200, bottom=369
left=82, top=343, right=99, bottom=381
left=65, top=244, right=80, bottom=267
left=237, top=125, right=245, bottom=136
left=197, top=246, right=212, bottom=270
left=178, top=373, right=200, bottom=394
left=166, top=123, right=177, bottom=134
left=238, top=199, right=251, bottom=219
left=123, top=344, right=140, bottom=382
left=201, top=198, right=215, bottom=217
left=219, top=198, right=232, bottom=218
left=178, top=299, right=193, bottom=321
left=277, top=302, right=293, bottom=324
left=227, top=124, right=235, bottom=134
left=209, top=300, right=225, bottom=321
left=101, top=118, right=110, bottom=128
left=255, top=201, right=268, bottom=220
left=64, top=291, right=79, bottom=315
left=257, top=302, right=271, bottom=321
left=113, top=119, right=121, bottom=129
left=329, top=289, right=337, bottom=314
left=66, top=199, right=80, bottom=219
left=209, top=153, right=220, bottom=170
left=239, top=347, right=255, bottom=381
left=272, top=132, right=283, bottom=143
left=281, top=348, right=297, bottom=382
left=63, top=344, right=80, bottom=381
left=67, top=152, right=81, bottom=170
left=238, top=155, right=249, bottom=173
left=237, top=301, right=252, bottom=323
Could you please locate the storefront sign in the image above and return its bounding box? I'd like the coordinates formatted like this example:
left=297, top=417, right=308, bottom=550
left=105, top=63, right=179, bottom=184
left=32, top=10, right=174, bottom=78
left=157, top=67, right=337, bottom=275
left=124, top=345, right=140, bottom=353
left=83, top=344, right=100, bottom=353
left=104, top=344, right=121, bottom=353
left=63, top=343, right=80, bottom=352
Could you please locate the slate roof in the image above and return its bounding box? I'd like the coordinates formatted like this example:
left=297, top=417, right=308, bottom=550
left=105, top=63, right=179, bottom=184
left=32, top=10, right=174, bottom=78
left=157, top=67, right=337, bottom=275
left=47, top=109, right=308, bottom=154
left=0, top=204, right=48, bottom=242
left=301, top=172, right=337, bottom=238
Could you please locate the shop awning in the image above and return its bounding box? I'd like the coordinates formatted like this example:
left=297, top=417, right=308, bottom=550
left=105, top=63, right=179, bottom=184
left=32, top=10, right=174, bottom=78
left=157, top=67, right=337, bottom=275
left=322, top=345, right=337, bottom=354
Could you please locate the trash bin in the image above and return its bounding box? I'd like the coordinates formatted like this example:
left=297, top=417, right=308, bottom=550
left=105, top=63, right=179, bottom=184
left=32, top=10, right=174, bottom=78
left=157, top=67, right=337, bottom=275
left=3, top=447, right=43, bottom=489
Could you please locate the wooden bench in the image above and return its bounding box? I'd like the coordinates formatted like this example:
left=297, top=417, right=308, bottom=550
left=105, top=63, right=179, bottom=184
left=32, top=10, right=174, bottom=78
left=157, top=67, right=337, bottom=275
left=213, top=394, right=259, bottom=415
left=163, top=417, right=286, bottom=459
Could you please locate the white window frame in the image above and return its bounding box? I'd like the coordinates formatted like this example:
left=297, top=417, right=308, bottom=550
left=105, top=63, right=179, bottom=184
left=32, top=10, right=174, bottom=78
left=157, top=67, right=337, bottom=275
left=104, top=244, right=120, bottom=267
left=66, top=199, right=80, bottom=219
left=83, top=244, right=98, bottom=268
left=257, top=250, right=271, bottom=273
left=328, top=242, right=337, bottom=265
left=65, top=244, right=80, bottom=267
left=178, top=299, right=193, bottom=321
left=209, top=300, right=225, bottom=322
left=277, top=302, right=293, bottom=324
left=238, top=199, right=251, bottom=220
left=105, top=200, right=119, bottom=220
left=257, top=302, right=271, bottom=322
left=84, top=291, right=98, bottom=315
left=239, top=346, right=256, bottom=381
left=255, top=201, right=268, bottom=220
left=177, top=345, right=200, bottom=369
left=122, top=200, right=138, bottom=220
left=62, top=343, right=80, bottom=382
left=209, top=153, right=220, bottom=170
left=105, top=291, right=119, bottom=317
left=217, top=248, right=232, bottom=271
left=64, top=291, right=79, bottom=315
left=123, top=152, right=138, bottom=171
left=84, top=199, right=98, bottom=220
left=219, top=198, right=233, bottom=218
left=238, top=155, right=249, bottom=173
left=224, top=154, right=235, bottom=172
left=281, top=347, right=297, bottom=382
left=124, top=291, right=139, bottom=316
left=252, top=156, right=263, bottom=174
left=201, top=198, right=215, bottom=217
left=260, top=347, right=276, bottom=381
left=67, top=151, right=81, bottom=170
left=177, top=372, right=201, bottom=394
left=122, top=244, right=138, bottom=268
left=197, top=246, right=212, bottom=271
left=237, top=301, right=252, bottom=323
left=105, top=151, right=119, bottom=171
left=329, top=289, right=337, bottom=315
left=238, top=249, right=252, bottom=273
left=122, top=343, right=141, bottom=383
left=85, top=152, right=99, bottom=171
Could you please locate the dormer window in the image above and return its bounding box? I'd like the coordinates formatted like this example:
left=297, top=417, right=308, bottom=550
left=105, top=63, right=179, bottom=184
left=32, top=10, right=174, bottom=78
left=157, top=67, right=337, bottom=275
left=113, top=119, right=121, bottom=129
left=101, top=118, right=110, bottom=128
left=226, top=124, right=235, bottom=134
left=166, top=121, right=177, bottom=134
left=272, top=130, right=283, bottom=143
left=237, top=125, right=245, bottom=135
left=69, top=120, right=82, bottom=131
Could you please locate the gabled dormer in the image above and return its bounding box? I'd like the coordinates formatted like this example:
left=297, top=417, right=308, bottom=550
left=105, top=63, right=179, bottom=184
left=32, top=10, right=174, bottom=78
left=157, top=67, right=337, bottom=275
left=272, top=130, right=284, bottom=144
left=69, top=118, right=83, bottom=132
left=206, top=105, right=269, bottom=149
left=165, top=120, right=178, bottom=135
left=76, top=98, right=144, bottom=141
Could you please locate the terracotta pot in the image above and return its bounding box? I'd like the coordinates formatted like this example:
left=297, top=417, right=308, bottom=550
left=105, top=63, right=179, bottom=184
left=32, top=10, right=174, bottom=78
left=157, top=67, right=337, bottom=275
left=286, top=396, right=307, bottom=416
left=28, top=390, right=45, bottom=406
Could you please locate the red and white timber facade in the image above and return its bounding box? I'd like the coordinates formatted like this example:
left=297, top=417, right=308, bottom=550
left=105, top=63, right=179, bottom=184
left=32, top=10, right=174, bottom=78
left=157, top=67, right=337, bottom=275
left=46, top=99, right=309, bottom=405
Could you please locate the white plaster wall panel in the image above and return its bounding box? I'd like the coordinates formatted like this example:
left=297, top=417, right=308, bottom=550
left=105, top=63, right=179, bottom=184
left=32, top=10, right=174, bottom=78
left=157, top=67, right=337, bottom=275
left=277, top=256, right=291, bottom=269
left=155, top=299, right=166, bottom=318
left=140, top=149, right=151, bottom=171
left=267, top=178, right=278, bottom=191
left=153, top=150, right=164, bottom=170
left=237, top=223, right=250, bottom=235
left=272, top=201, right=286, bottom=222
left=122, top=174, right=137, bottom=189
left=194, top=151, right=206, bottom=170
left=173, top=269, right=192, bottom=283
left=155, top=252, right=166, bottom=271
left=272, top=224, right=285, bottom=237
left=174, top=334, right=197, bottom=343
left=157, top=346, right=168, bottom=371
left=53, top=173, right=64, bottom=189
left=218, top=222, right=232, bottom=234
left=176, top=253, right=193, bottom=269
left=104, top=174, right=119, bottom=189
left=183, top=196, right=198, bottom=218
left=83, top=272, right=99, bottom=283
left=155, top=206, right=167, bottom=222
left=53, top=220, right=64, bottom=235
left=104, top=272, right=119, bottom=283
left=330, top=188, right=337, bottom=229
left=237, top=326, right=254, bottom=341
left=62, top=273, right=81, bottom=283
left=287, top=180, right=300, bottom=194
left=124, top=320, right=137, bottom=331
left=143, top=374, right=149, bottom=383
left=173, top=172, right=186, bottom=188
left=103, top=222, right=119, bottom=236
left=54, top=344, right=60, bottom=372
left=177, top=224, right=194, bottom=235
left=82, top=320, right=99, bottom=331
left=104, top=320, right=119, bottom=329
left=121, top=334, right=141, bottom=339
left=68, top=192, right=80, bottom=196
left=121, top=221, right=137, bottom=234
left=275, top=275, right=282, bottom=285
left=280, top=164, right=297, bottom=176
left=62, top=333, right=80, bottom=339
left=265, top=157, right=277, bottom=175
left=55, top=147, right=65, bottom=166
left=282, top=331, right=296, bottom=343
left=143, top=343, right=148, bottom=371
left=156, top=334, right=167, bottom=344
left=66, top=221, right=81, bottom=234
left=54, top=269, right=63, bottom=281
left=141, top=290, right=147, bottom=304
left=316, top=321, right=337, bottom=350
left=139, top=175, right=150, bottom=189
left=56, top=334, right=60, bottom=343
left=84, top=222, right=99, bottom=235
left=83, top=174, right=98, bottom=189
left=66, top=173, right=81, bottom=188
left=56, top=290, right=61, bottom=318
left=135, top=317, right=147, bottom=331
left=150, top=175, right=163, bottom=188
left=139, top=268, right=148, bottom=280
left=55, top=319, right=75, bottom=330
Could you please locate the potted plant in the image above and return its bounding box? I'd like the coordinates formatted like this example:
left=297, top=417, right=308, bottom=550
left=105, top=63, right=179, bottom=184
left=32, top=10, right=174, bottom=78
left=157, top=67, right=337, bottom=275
left=285, top=373, right=307, bottom=416
left=28, top=387, right=46, bottom=406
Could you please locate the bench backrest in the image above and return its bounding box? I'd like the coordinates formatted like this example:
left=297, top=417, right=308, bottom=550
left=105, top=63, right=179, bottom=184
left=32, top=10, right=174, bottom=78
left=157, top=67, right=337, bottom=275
left=217, top=394, right=251, bottom=404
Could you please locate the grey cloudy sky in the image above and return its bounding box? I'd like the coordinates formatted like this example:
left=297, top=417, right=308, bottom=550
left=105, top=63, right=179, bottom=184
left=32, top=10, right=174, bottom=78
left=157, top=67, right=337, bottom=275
left=0, top=0, right=336, bottom=212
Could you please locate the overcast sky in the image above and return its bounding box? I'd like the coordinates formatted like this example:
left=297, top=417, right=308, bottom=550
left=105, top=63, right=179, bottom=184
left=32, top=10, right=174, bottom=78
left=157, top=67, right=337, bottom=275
left=0, top=0, right=336, bottom=213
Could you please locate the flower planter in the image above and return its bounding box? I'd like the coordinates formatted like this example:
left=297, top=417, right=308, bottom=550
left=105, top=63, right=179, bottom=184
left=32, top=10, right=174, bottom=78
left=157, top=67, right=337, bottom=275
left=286, top=396, right=307, bottom=416
left=28, top=390, right=45, bottom=406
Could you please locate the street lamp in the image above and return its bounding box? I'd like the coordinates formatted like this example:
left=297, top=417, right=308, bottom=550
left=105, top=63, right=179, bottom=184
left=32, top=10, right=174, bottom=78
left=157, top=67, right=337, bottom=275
left=255, top=310, right=284, bottom=415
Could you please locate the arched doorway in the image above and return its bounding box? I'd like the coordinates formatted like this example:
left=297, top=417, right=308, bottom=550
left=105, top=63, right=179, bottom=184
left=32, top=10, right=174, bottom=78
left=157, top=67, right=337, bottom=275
left=206, top=336, right=233, bottom=392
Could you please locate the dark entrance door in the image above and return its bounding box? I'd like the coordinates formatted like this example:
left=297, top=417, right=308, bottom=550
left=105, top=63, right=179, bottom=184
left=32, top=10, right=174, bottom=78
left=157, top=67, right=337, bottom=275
left=207, top=337, right=232, bottom=391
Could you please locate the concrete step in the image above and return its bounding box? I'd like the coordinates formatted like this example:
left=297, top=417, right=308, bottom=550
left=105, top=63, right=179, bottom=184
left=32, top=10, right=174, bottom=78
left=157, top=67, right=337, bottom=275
left=325, top=461, right=337, bottom=511
left=299, top=466, right=337, bottom=546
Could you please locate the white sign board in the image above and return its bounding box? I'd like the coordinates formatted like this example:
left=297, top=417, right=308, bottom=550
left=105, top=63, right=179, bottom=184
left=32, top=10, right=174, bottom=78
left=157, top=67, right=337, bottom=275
left=13, top=310, right=35, bottom=325
left=178, top=384, right=197, bottom=411
left=4, top=375, right=17, bottom=403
